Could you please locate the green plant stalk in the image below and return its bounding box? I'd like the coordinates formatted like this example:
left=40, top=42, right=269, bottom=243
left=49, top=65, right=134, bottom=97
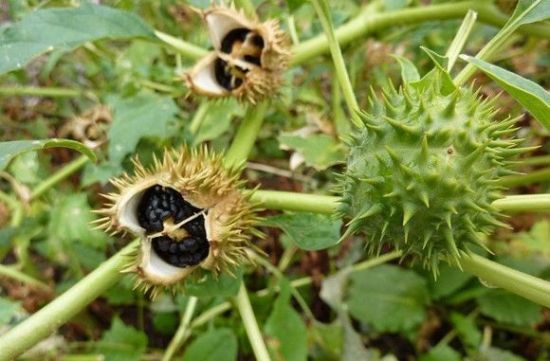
left=30, top=155, right=90, bottom=200
left=233, top=0, right=256, bottom=17
left=499, top=167, right=550, bottom=187
left=250, top=190, right=338, bottom=214
left=0, top=264, right=50, bottom=292
left=0, top=86, right=83, bottom=97
left=492, top=194, right=550, bottom=213
left=250, top=190, right=550, bottom=214
left=454, top=0, right=544, bottom=86
left=445, top=9, right=478, bottom=71
left=311, top=0, right=361, bottom=127
left=0, top=240, right=138, bottom=361
left=459, top=253, right=550, bottom=308
left=224, top=102, right=268, bottom=168
left=290, top=1, right=550, bottom=66
left=189, top=101, right=210, bottom=135
left=154, top=30, right=209, bottom=60
left=162, top=296, right=199, bottom=361
left=234, top=283, right=272, bottom=361
left=0, top=190, right=24, bottom=226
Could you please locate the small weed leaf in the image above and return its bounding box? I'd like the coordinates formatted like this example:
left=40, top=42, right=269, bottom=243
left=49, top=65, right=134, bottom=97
left=182, top=329, right=238, bottom=361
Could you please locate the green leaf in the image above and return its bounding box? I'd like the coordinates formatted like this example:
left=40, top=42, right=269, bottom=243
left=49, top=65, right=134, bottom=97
left=477, top=347, right=527, bottom=361
left=265, top=282, right=308, bottom=361
left=346, top=265, right=429, bottom=332
left=477, top=290, right=542, bottom=326
left=184, top=269, right=242, bottom=298
left=278, top=133, right=345, bottom=170
left=461, top=55, right=550, bottom=130
left=95, top=318, right=147, bottom=361
left=419, top=47, right=456, bottom=95
left=0, top=3, right=154, bottom=74
left=429, top=264, right=473, bottom=299
left=508, top=0, right=550, bottom=28
left=192, top=99, right=244, bottom=146
left=107, top=92, right=178, bottom=164
left=286, top=0, right=307, bottom=12
left=449, top=312, right=481, bottom=349
left=393, top=55, right=420, bottom=83
left=0, top=139, right=95, bottom=171
left=48, top=194, right=108, bottom=250
left=419, top=345, right=461, bottom=361
left=0, top=298, right=21, bottom=326
left=182, top=329, right=237, bottom=361
left=265, top=212, right=342, bottom=251
left=517, top=220, right=550, bottom=255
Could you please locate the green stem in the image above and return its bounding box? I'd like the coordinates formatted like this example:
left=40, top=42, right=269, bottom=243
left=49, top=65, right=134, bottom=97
left=499, top=167, right=550, bottom=187
left=492, top=194, right=550, bottom=213
left=0, top=240, right=138, bottom=361
left=189, top=101, right=210, bottom=135
left=250, top=190, right=338, bottom=214
left=311, top=0, right=361, bottom=127
left=30, top=155, right=90, bottom=200
left=459, top=253, right=550, bottom=308
left=0, top=190, right=24, bottom=227
left=154, top=30, right=209, bottom=60
left=0, top=264, right=50, bottom=292
left=251, top=189, right=550, bottom=214
left=233, top=0, right=256, bottom=17
left=162, top=296, right=199, bottom=361
left=290, top=1, right=550, bottom=66
left=188, top=251, right=402, bottom=330
left=234, top=283, right=272, bottom=361
left=224, top=102, right=268, bottom=168
left=0, top=86, right=85, bottom=97
left=454, top=1, right=544, bottom=86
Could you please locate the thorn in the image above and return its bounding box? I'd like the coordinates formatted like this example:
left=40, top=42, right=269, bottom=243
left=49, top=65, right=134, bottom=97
left=422, top=229, right=434, bottom=249
left=360, top=176, right=385, bottom=186
left=404, top=225, right=410, bottom=244
left=465, top=199, right=486, bottom=212
left=384, top=145, right=401, bottom=164
left=444, top=212, right=452, bottom=228
left=383, top=116, right=421, bottom=135
left=356, top=204, right=383, bottom=220
left=383, top=190, right=400, bottom=198
left=443, top=228, right=461, bottom=268
left=443, top=92, right=458, bottom=117
left=379, top=221, right=389, bottom=242
left=463, top=142, right=487, bottom=168
left=402, top=203, right=417, bottom=225
left=419, top=191, right=430, bottom=208
left=420, top=135, right=429, bottom=162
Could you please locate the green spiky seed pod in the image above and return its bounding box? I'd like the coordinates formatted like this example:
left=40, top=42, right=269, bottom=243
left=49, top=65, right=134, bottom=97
left=338, top=82, right=526, bottom=273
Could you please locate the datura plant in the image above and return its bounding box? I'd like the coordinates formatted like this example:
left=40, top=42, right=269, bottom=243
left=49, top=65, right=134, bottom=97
left=337, top=75, right=527, bottom=274
left=184, top=3, right=290, bottom=103
left=95, top=147, right=261, bottom=297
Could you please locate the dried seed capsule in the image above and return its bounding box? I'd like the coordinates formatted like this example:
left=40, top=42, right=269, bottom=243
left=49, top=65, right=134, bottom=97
left=95, top=147, right=261, bottom=297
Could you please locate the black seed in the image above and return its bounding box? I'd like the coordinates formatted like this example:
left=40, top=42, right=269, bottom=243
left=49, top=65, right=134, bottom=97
left=250, top=34, right=264, bottom=49
left=152, top=235, right=210, bottom=268
left=215, top=58, right=234, bottom=90
left=221, top=28, right=250, bottom=54
left=243, top=54, right=261, bottom=66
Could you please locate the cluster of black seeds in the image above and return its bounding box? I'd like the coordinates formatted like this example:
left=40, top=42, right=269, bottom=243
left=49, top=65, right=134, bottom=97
left=214, top=28, right=265, bottom=90
left=137, top=185, right=208, bottom=267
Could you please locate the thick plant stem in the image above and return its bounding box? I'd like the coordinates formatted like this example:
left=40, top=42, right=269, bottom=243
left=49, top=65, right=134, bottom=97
left=0, top=240, right=138, bottom=361
left=492, top=194, right=550, bottom=213
left=224, top=102, right=268, bottom=168
left=155, top=30, right=209, bottom=60
left=251, top=190, right=550, bottom=214
left=162, top=296, right=199, bottom=361
left=250, top=190, right=338, bottom=214
left=30, top=155, right=90, bottom=200
left=234, top=283, right=272, bottom=361
left=459, top=253, right=550, bottom=308
left=311, top=0, right=361, bottom=127
left=290, top=1, right=550, bottom=66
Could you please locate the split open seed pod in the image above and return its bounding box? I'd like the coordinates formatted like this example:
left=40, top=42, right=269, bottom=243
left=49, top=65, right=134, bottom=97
left=59, top=105, right=112, bottom=150
left=95, top=147, right=261, bottom=297
left=184, top=4, right=290, bottom=103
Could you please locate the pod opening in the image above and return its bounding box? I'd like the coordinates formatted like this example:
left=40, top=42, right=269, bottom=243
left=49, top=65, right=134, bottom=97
left=137, top=185, right=210, bottom=268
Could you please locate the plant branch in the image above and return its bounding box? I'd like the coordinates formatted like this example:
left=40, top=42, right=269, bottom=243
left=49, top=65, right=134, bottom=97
left=311, top=0, right=361, bottom=127
left=154, top=30, right=209, bottom=60
left=459, top=253, right=550, bottom=308
left=30, top=155, right=90, bottom=200
left=162, top=296, right=199, bottom=361
left=0, top=264, right=50, bottom=292
left=0, top=240, right=139, bottom=361
left=290, top=1, right=550, bottom=66
left=0, top=86, right=85, bottom=98
left=492, top=194, right=550, bottom=213
left=234, top=283, right=272, bottom=361
left=224, top=102, right=268, bottom=168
